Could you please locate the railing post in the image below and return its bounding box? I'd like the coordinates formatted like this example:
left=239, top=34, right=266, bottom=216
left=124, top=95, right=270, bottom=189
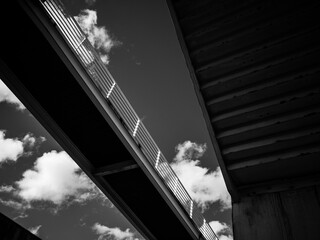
left=189, top=200, right=193, bottom=219
left=106, top=82, right=116, bottom=98
left=155, top=150, right=160, bottom=169
left=173, top=176, right=179, bottom=195
left=133, top=119, right=140, bottom=137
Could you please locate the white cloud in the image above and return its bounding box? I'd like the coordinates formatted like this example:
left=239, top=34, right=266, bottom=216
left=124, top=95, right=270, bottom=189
left=23, top=134, right=36, bottom=148
left=0, top=131, right=45, bottom=165
left=75, top=9, right=120, bottom=64
left=174, top=140, right=207, bottom=162
left=0, top=79, right=25, bottom=110
left=28, top=225, right=41, bottom=236
left=0, top=185, right=31, bottom=213
left=0, top=198, right=30, bottom=211
left=0, top=185, right=15, bottom=193
left=219, top=236, right=234, bottom=240
left=209, top=221, right=229, bottom=235
left=13, top=213, right=29, bottom=220
left=170, top=141, right=231, bottom=211
left=16, top=150, right=96, bottom=205
left=0, top=131, right=24, bottom=164
left=209, top=221, right=233, bottom=240
left=92, top=223, right=137, bottom=240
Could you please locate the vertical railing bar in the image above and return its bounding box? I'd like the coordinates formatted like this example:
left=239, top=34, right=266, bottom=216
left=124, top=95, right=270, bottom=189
left=56, top=1, right=83, bottom=42
left=139, top=124, right=160, bottom=153
left=137, top=131, right=158, bottom=160
left=79, top=41, right=106, bottom=79
left=112, top=86, right=139, bottom=123
left=86, top=57, right=113, bottom=93
left=109, top=93, right=137, bottom=131
left=133, top=119, right=140, bottom=137
left=53, top=4, right=94, bottom=65
left=158, top=157, right=189, bottom=202
left=139, top=125, right=160, bottom=154
left=111, top=87, right=135, bottom=119
left=75, top=39, right=96, bottom=66
left=48, top=2, right=93, bottom=65
left=135, top=133, right=158, bottom=161
left=113, top=87, right=140, bottom=125
left=89, top=49, right=115, bottom=88
left=139, top=131, right=168, bottom=170
left=135, top=134, right=157, bottom=162
left=106, top=82, right=116, bottom=98
left=63, top=10, right=84, bottom=40
left=82, top=41, right=114, bottom=88
left=110, top=90, right=137, bottom=129
left=189, top=200, right=193, bottom=218
left=89, top=60, right=114, bottom=93
left=47, top=1, right=80, bottom=51
left=155, top=150, right=161, bottom=169
left=109, top=95, right=135, bottom=130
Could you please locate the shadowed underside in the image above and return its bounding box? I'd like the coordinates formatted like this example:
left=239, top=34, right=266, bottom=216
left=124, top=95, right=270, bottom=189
left=0, top=212, right=41, bottom=240
left=167, top=0, right=320, bottom=239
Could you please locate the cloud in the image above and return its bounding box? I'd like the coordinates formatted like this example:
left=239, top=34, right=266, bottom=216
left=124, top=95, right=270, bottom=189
left=13, top=213, right=29, bottom=220
left=209, top=221, right=233, bottom=240
left=170, top=141, right=231, bottom=211
left=0, top=131, right=24, bottom=164
left=28, top=225, right=41, bottom=236
left=0, top=185, right=31, bottom=214
left=0, top=198, right=29, bottom=210
left=0, top=131, right=45, bottom=165
left=92, top=223, right=139, bottom=240
left=75, top=9, right=120, bottom=64
left=16, top=150, right=96, bottom=205
left=0, top=79, right=25, bottom=110
left=174, top=140, right=207, bottom=162
left=85, top=0, right=96, bottom=5
left=209, top=221, right=230, bottom=235
left=219, top=236, right=234, bottom=240
left=22, top=134, right=36, bottom=148
left=0, top=185, right=15, bottom=193
left=0, top=150, right=109, bottom=212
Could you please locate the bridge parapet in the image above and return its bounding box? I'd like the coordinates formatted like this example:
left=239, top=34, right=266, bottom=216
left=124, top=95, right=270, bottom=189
left=37, top=0, right=218, bottom=239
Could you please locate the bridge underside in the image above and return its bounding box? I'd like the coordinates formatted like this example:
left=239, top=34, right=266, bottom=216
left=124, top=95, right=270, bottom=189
left=0, top=212, right=40, bottom=240
left=0, top=1, right=198, bottom=239
left=167, top=0, right=320, bottom=239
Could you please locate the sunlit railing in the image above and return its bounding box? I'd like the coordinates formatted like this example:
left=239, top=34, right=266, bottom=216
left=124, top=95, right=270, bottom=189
left=40, top=1, right=218, bottom=239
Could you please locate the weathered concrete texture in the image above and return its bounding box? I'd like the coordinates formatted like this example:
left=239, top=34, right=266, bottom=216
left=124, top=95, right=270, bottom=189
left=0, top=212, right=40, bottom=240
left=233, top=186, right=320, bottom=240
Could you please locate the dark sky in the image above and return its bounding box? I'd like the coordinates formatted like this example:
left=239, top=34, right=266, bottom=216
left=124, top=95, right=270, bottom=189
left=64, top=0, right=218, bottom=167
left=0, top=0, right=232, bottom=239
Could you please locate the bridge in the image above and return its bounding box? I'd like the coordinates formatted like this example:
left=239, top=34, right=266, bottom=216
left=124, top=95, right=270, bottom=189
left=0, top=0, right=217, bottom=239
left=167, top=0, right=320, bottom=239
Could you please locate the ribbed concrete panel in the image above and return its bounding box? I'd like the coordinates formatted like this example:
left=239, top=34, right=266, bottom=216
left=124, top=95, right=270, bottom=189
left=168, top=0, right=320, bottom=196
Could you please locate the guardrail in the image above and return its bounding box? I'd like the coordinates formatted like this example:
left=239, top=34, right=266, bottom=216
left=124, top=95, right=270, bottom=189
left=40, top=1, right=218, bottom=239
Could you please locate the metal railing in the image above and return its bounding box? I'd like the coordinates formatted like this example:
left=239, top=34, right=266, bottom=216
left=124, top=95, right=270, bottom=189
left=40, top=1, right=218, bottom=239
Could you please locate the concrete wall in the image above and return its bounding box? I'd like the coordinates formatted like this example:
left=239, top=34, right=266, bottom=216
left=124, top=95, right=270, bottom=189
left=233, top=186, right=320, bottom=240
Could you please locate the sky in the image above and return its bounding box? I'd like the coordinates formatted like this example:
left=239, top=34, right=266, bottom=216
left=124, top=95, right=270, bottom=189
left=0, top=0, right=233, bottom=239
